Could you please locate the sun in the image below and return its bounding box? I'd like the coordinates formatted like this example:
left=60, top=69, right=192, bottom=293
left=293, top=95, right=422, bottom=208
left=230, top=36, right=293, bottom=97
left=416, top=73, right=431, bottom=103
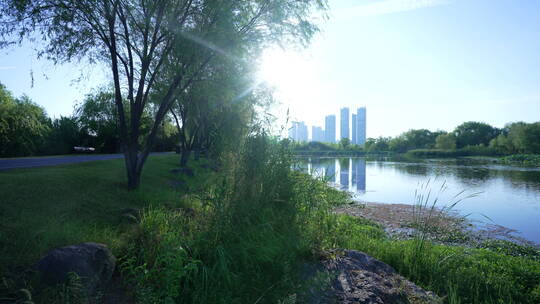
left=257, top=48, right=315, bottom=101
left=256, top=47, right=327, bottom=130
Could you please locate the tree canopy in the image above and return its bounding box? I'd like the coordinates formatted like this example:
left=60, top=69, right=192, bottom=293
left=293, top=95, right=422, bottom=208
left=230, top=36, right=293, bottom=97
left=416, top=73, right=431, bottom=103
left=454, top=121, right=500, bottom=148
left=0, top=83, right=50, bottom=156
left=1, top=0, right=328, bottom=188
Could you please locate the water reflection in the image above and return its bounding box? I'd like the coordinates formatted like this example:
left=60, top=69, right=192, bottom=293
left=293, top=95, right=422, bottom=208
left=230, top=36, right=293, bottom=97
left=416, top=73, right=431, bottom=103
left=301, top=158, right=367, bottom=193
left=297, top=157, right=540, bottom=243
left=353, top=158, right=366, bottom=193
left=339, top=158, right=349, bottom=189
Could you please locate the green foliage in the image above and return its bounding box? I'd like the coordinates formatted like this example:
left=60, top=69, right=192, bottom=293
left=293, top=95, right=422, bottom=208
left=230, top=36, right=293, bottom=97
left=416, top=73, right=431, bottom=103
left=365, top=137, right=391, bottom=153
left=0, top=83, right=51, bottom=157
left=478, top=239, right=540, bottom=261
left=489, top=122, right=540, bottom=155
left=293, top=141, right=338, bottom=151
left=405, top=146, right=498, bottom=158
left=43, top=116, right=86, bottom=155
left=0, top=83, right=178, bottom=157
left=75, top=90, right=120, bottom=153
left=520, top=123, right=540, bottom=153
left=435, top=133, right=457, bottom=150
left=506, top=122, right=528, bottom=152
left=120, top=208, right=201, bottom=303
left=499, top=154, right=540, bottom=166
left=330, top=215, right=540, bottom=304
left=339, top=137, right=350, bottom=149
left=291, top=140, right=364, bottom=157
left=2, top=138, right=539, bottom=303
left=363, top=121, right=540, bottom=157
left=38, top=272, right=89, bottom=304
left=118, top=135, right=350, bottom=303
left=0, top=154, right=184, bottom=277
left=388, top=129, right=444, bottom=153
left=1, top=0, right=329, bottom=189
left=489, top=134, right=514, bottom=154
left=454, top=122, right=500, bottom=148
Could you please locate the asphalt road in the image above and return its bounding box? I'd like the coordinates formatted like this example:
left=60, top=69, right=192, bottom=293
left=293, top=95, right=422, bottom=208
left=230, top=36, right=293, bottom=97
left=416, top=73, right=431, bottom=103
left=0, top=152, right=171, bottom=171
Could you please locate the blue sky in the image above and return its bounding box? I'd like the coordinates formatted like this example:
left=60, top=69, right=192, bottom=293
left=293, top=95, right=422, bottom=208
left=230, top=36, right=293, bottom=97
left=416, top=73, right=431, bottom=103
left=263, top=0, right=540, bottom=137
left=1, top=0, right=540, bottom=137
left=0, top=41, right=107, bottom=117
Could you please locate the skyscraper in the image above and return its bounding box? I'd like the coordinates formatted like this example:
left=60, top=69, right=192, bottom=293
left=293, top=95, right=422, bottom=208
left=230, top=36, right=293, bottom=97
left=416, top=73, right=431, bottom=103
left=298, top=121, right=308, bottom=142
left=355, top=107, right=366, bottom=145
left=351, top=113, right=357, bottom=145
left=324, top=115, right=336, bottom=143
left=340, top=107, right=349, bottom=141
left=290, top=121, right=308, bottom=142
left=311, top=126, right=324, bottom=142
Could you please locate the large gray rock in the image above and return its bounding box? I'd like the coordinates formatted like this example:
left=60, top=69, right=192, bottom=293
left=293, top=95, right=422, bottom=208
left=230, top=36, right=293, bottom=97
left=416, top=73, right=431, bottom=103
left=35, top=242, right=116, bottom=295
left=301, top=250, right=441, bottom=304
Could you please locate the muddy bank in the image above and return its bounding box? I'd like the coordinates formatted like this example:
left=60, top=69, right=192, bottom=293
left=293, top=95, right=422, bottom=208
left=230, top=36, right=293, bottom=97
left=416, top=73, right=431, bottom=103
left=335, top=202, right=539, bottom=249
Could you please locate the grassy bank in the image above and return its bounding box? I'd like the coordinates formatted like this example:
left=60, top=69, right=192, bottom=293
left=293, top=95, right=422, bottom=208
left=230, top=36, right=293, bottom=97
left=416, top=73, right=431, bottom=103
left=498, top=154, right=540, bottom=166
left=330, top=215, right=540, bottom=304
left=0, top=154, right=195, bottom=273
left=405, top=147, right=499, bottom=158
left=1, top=138, right=539, bottom=303
left=405, top=149, right=540, bottom=166
left=293, top=150, right=365, bottom=157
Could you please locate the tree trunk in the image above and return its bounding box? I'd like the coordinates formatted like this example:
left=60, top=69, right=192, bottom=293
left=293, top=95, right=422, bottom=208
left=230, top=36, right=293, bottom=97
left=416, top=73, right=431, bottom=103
left=124, top=146, right=141, bottom=190
left=127, top=167, right=141, bottom=190
left=180, top=148, right=191, bottom=167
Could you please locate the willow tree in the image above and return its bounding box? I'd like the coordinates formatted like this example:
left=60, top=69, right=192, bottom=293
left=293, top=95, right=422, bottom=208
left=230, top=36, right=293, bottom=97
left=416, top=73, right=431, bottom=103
left=168, top=52, right=266, bottom=167
left=1, top=0, right=326, bottom=189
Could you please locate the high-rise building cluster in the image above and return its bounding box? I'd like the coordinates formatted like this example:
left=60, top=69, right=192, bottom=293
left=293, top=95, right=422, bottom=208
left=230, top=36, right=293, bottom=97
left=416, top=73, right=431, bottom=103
left=288, top=107, right=367, bottom=145
left=288, top=121, right=308, bottom=142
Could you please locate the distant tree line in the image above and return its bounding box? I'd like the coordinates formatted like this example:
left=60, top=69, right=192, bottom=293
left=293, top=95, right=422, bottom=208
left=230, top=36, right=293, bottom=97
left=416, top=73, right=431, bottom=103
left=0, top=83, right=177, bottom=157
left=364, top=121, right=540, bottom=155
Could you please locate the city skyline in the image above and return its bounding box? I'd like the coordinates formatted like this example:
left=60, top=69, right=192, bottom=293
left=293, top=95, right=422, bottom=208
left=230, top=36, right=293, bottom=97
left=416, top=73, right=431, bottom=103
left=289, top=107, right=366, bottom=144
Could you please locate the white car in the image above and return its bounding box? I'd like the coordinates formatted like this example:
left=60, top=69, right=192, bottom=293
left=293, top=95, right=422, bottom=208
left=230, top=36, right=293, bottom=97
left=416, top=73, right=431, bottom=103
left=73, top=146, right=96, bottom=152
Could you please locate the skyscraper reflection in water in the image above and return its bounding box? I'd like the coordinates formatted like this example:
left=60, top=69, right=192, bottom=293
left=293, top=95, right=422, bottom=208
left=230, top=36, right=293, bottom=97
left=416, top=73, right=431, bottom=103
left=352, top=158, right=366, bottom=193
left=339, top=158, right=350, bottom=189
left=325, top=159, right=336, bottom=183
left=302, top=158, right=364, bottom=193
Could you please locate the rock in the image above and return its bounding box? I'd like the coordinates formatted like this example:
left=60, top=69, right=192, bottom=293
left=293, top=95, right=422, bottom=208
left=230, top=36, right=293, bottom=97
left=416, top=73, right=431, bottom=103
left=35, top=243, right=116, bottom=296
left=300, top=250, right=440, bottom=304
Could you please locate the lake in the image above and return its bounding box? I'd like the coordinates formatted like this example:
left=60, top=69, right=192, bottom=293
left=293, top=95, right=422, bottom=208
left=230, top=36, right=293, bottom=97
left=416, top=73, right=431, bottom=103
left=296, top=157, right=540, bottom=244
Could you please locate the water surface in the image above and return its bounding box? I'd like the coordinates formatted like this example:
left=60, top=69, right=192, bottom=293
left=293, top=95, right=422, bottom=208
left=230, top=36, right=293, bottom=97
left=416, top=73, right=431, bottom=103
left=297, top=157, right=540, bottom=243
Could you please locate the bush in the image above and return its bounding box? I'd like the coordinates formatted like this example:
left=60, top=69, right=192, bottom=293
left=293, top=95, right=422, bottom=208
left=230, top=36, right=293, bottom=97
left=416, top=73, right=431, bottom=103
left=119, top=135, right=349, bottom=303
left=406, top=146, right=500, bottom=158
left=118, top=135, right=540, bottom=303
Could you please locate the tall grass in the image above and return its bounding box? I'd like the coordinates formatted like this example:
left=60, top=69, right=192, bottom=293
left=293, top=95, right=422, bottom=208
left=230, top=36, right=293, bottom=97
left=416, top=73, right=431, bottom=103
left=118, top=136, right=540, bottom=304
left=4, top=136, right=537, bottom=303
left=119, top=134, right=348, bottom=303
